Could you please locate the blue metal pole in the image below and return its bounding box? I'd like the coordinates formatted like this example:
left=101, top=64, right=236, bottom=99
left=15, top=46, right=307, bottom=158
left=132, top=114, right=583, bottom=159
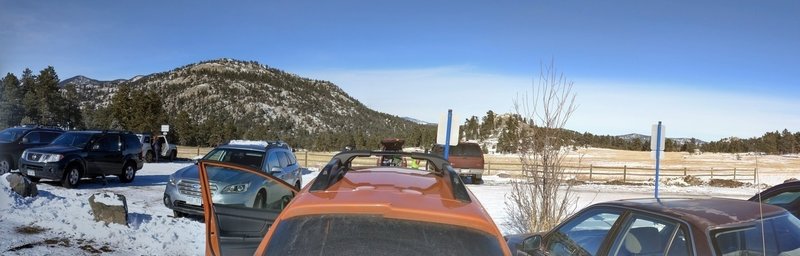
left=655, top=121, right=662, bottom=199
left=444, top=109, right=453, bottom=161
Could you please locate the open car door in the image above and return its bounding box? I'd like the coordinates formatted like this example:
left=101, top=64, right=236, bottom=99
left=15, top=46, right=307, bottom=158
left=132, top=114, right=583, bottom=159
left=198, top=160, right=300, bottom=256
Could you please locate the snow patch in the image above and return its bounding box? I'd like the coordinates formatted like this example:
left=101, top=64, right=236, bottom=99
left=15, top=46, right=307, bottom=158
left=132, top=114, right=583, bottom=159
left=92, top=192, right=125, bottom=206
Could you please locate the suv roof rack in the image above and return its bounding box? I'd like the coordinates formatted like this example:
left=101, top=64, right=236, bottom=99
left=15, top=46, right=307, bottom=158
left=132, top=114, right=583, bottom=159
left=17, top=124, right=63, bottom=130
left=309, top=150, right=472, bottom=203
left=226, top=140, right=289, bottom=149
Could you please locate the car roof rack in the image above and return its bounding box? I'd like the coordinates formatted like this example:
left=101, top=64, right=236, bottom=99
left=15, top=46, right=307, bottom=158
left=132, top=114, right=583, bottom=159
left=226, top=140, right=289, bottom=149
left=309, top=150, right=472, bottom=203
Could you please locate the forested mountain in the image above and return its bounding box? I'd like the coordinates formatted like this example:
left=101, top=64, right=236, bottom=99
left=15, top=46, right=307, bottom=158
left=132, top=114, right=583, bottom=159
left=3, top=59, right=436, bottom=150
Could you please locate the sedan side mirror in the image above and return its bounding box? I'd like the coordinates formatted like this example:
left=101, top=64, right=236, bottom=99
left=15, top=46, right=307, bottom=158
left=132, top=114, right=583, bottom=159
left=269, top=167, right=282, bottom=175
left=520, top=235, right=543, bottom=256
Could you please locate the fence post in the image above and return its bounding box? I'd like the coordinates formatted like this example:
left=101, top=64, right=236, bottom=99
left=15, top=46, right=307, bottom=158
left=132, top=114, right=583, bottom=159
left=733, top=168, right=737, bottom=180
left=754, top=168, right=757, bottom=183
left=589, top=164, right=593, bottom=182
left=487, top=162, right=491, bottom=175
left=684, top=167, right=687, bottom=177
left=623, top=165, right=627, bottom=182
left=710, top=168, right=714, bottom=180
left=196, top=146, right=200, bottom=157
left=305, top=151, right=309, bottom=167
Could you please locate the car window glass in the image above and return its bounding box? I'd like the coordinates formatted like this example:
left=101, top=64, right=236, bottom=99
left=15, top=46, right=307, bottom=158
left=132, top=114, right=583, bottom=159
left=267, top=153, right=280, bottom=169
left=277, top=152, right=289, bottom=167
left=763, top=191, right=800, bottom=205
left=23, top=132, right=41, bottom=144
left=0, top=128, right=26, bottom=142
left=96, top=135, right=121, bottom=151
left=667, top=228, right=691, bottom=256
left=610, top=214, right=680, bottom=256
left=204, top=149, right=226, bottom=161
left=713, top=214, right=800, bottom=255
left=548, top=209, right=621, bottom=256
left=286, top=152, right=297, bottom=165
left=40, top=132, right=62, bottom=143
left=124, top=135, right=141, bottom=151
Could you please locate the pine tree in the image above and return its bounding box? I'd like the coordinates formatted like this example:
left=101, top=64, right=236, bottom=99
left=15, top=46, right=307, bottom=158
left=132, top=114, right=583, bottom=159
left=480, top=110, right=496, bottom=140
left=0, top=73, right=24, bottom=128
left=20, top=68, right=39, bottom=123
left=61, top=83, right=84, bottom=129
left=35, top=66, right=63, bottom=125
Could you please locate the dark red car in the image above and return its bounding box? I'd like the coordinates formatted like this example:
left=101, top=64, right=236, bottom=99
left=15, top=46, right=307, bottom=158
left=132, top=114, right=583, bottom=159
left=507, top=198, right=800, bottom=255
left=432, top=142, right=484, bottom=184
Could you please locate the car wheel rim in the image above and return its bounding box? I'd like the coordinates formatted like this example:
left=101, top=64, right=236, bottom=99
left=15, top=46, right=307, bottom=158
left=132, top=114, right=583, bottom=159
left=69, top=169, right=79, bottom=185
left=0, top=160, right=9, bottom=174
left=125, top=166, right=134, bottom=180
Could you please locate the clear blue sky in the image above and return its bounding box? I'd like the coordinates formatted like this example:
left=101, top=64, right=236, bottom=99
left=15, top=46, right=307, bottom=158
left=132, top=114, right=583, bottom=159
left=1, top=0, right=798, bottom=141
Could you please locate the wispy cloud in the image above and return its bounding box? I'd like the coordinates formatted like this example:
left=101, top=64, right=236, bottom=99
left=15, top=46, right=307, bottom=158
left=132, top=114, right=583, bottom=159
left=299, top=67, right=799, bottom=141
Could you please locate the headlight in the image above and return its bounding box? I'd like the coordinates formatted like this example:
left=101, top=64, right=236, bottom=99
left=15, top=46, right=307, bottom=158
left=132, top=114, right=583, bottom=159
left=168, top=175, right=177, bottom=185
left=22, top=151, right=63, bottom=163
left=221, top=183, right=250, bottom=193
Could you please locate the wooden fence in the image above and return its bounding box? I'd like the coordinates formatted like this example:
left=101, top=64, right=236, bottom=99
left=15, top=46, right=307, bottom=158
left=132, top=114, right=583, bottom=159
left=177, top=147, right=757, bottom=183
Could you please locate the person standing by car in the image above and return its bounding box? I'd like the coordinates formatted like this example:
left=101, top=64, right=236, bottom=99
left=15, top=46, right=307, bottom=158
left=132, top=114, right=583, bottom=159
left=152, top=134, right=161, bottom=162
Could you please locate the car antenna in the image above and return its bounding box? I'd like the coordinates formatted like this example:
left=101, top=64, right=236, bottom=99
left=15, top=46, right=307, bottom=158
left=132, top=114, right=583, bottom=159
left=755, top=152, right=766, bottom=256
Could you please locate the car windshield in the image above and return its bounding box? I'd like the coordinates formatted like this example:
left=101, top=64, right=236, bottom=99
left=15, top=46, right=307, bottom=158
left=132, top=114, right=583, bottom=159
left=432, top=144, right=483, bottom=157
left=264, top=215, right=504, bottom=256
left=203, top=148, right=265, bottom=169
left=0, top=128, right=26, bottom=142
left=50, top=133, right=93, bottom=148
left=712, top=213, right=800, bottom=255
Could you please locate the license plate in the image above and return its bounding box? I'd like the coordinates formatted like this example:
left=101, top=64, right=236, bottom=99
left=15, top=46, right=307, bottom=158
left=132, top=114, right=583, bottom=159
left=27, top=169, right=35, bottom=176
left=185, top=197, right=201, bottom=206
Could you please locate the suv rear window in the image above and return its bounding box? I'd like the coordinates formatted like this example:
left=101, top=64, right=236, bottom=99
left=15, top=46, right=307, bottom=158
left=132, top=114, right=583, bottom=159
left=712, top=214, right=800, bottom=255
left=264, top=215, right=504, bottom=256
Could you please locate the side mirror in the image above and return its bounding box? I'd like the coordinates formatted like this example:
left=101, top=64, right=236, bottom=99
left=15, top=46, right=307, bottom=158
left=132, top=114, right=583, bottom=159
left=520, top=235, right=543, bottom=256
left=21, top=137, right=29, bottom=144
left=91, top=144, right=101, bottom=151
left=270, top=167, right=282, bottom=175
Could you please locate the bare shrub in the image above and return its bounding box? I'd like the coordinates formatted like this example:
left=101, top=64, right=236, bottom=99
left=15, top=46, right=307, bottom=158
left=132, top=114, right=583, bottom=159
left=505, top=59, right=579, bottom=234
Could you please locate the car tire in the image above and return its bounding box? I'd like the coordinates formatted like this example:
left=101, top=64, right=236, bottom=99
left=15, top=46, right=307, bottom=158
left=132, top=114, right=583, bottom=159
left=254, top=189, right=267, bottom=209
left=169, top=150, right=176, bottom=162
left=145, top=151, right=154, bottom=163
left=173, top=210, right=187, bottom=218
left=62, top=165, right=82, bottom=188
left=119, top=163, right=136, bottom=183
left=28, top=177, right=40, bottom=183
left=0, top=156, right=11, bottom=175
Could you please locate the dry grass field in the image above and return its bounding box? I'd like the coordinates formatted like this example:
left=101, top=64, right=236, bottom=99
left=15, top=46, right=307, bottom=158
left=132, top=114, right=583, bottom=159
left=177, top=146, right=800, bottom=182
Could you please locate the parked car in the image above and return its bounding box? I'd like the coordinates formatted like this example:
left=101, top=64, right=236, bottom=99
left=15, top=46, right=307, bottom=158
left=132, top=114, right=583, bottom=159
left=432, top=142, right=485, bottom=184
left=164, top=140, right=303, bottom=217
left=378, top=137, right=406, bottom=167
left=749, top=179, right=800, bottom=218
left=19, top=130, right=143, bottom=188
left=135, top=133, right=177, bottom=162
left=196, top=150, right=511, bottom=256
left=506, top=198, right=800, bottom=256
left=0, top=125, right=64, bottom=174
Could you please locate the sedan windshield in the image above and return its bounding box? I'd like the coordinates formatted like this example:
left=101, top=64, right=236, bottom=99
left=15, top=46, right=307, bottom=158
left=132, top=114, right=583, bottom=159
left=50, top=133, right=93, bottom=148
left=0, top=128, right=25, bottom=142
left=713, top=213, right=800, bottom=255
left=203, top=148, right=265, bottom=169
left=264, top=215, right=504, bottom=256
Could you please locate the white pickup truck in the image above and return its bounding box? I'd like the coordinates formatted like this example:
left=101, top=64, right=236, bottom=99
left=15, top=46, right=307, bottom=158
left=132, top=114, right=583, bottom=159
left=136, top=134, right=177, bottom=162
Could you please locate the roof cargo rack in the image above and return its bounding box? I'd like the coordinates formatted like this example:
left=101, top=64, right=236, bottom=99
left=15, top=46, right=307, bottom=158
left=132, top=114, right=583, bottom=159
left=309, top=150, right=472, bottom=203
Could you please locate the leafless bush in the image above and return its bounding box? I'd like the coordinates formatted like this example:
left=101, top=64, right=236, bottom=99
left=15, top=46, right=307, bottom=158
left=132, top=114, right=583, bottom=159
left=505, top=59, right=578, bottom=234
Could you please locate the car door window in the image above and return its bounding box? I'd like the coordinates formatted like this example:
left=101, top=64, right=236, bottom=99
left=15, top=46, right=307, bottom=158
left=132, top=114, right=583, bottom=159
left=95, top=135, right=121, bottom=151
left=609, top=213, right=688, bottom=256
left=547, top=208, right=622, bottom=256
left=267, top=153, right=280, bottom=169
left=197, top=161, right=299, bottom=256
left=277, top=152, right=289, bottom=168
left=40, top=132, right=61, bottom=143
left=285, top=152, right=297, bottom=165
left=22, top=132, right=41, bottom=144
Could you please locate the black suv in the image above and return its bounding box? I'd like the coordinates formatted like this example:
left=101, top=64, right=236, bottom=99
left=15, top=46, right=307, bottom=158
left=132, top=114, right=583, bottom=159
left=19, top=130, right=144, bottom=188
left=0, top=126, right=64, bottom=174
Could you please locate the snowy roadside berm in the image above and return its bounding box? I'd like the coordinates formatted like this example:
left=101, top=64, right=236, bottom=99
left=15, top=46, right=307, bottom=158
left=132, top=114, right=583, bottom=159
left=89, top=192, right=129, bottom=226
left=5, top=173, right=38, bottom=197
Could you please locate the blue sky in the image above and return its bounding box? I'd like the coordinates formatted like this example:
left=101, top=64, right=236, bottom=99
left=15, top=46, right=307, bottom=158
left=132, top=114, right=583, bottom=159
left=1, top=0, right=798, bottom=141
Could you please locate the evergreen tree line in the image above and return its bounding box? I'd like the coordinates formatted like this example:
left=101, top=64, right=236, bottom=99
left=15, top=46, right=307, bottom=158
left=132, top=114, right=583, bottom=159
left=1, top=66, right=437, bottom=151
left=701, top=129, right=800, bottom=154
left=460, top=110, right=706, bottom=153
left=0, top=67, right=83, bottom=129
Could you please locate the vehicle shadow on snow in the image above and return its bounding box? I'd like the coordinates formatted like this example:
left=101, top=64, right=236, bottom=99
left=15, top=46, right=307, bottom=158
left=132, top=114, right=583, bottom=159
left=37, top=175, right=169, bottom=190
left=128, top=212, right=153, bottom=229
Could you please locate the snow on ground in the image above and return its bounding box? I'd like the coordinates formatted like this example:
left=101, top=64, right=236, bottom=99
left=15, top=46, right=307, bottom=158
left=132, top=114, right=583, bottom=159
left=0, top=162, right=785, bottom=254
